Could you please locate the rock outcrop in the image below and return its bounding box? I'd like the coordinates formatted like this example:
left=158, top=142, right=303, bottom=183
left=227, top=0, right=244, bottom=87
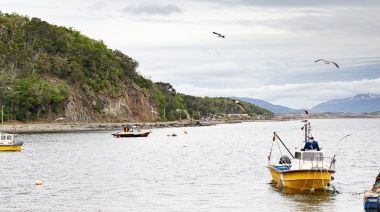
left=63, top=84, right=158, bottom=122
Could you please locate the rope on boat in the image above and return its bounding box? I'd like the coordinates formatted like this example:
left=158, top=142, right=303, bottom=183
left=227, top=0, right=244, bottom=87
left=268, top=134, right=276, bottom=165
left=302, top=169, right=313, bottom=192
left=301, top=157, right=339, bottom=194
left=319, top=165, right=328, bottom=194
left=329, top=183, right=340, bottom=194
left=276, top=138, right=284, bottom=162
left=274, top=132, right=295, bottom=158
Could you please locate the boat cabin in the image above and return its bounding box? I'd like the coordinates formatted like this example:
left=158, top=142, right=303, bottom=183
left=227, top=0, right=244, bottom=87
left=295, top=151, right=323, bottom=161
left=122, top=125, right=141, bottom=133
left=291, top=149, right=326, bottom=170
left=0, top=133, right=15, bottom=144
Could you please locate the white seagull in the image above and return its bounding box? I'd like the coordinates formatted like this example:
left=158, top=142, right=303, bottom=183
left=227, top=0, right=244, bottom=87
left=315, top=59, right=339, bottom=68
left=55, top=117, right=66, bottom=121
left=213, top=32, right=225, bottom=38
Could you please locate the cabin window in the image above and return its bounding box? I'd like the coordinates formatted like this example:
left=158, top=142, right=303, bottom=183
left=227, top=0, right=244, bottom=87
left=1, top=135, right=5, bottom=140
left=7, top=135, right=12, bottom=140
left=302, top=152, right=323, bottom=160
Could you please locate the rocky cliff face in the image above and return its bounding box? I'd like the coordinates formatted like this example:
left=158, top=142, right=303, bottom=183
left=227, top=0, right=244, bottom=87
left=63, top=84, right=158, bottom=122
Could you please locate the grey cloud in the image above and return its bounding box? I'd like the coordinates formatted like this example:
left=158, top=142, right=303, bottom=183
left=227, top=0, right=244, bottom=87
left=232, top=7, right=380, bottom=35
left=190, top=0, right=380, bottom=7
left=122, top=4, right=182, bottom=15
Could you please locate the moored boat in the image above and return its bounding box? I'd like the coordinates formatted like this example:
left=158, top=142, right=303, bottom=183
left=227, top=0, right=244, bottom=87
left=0, top=132, right=24, bottom=151
left=267, top=119, right=336, bottom=191
left=112, top=125, right=152, bottom=138
left=363, top=172, right=380, bottom=209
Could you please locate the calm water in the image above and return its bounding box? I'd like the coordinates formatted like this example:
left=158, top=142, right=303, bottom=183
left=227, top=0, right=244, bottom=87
left=1, top=119, right=379, bottom=211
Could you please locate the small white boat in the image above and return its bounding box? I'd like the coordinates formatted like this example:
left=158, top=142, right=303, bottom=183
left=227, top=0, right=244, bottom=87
left=112, top=125, right=152, bottom=138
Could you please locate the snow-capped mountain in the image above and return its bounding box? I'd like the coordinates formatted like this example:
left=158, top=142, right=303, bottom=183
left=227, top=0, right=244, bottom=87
left=311, top=93, right=380, bottom=113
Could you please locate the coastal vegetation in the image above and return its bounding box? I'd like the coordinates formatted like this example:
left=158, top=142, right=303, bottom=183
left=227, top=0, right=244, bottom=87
left=0, top=12, right=273, bottom=122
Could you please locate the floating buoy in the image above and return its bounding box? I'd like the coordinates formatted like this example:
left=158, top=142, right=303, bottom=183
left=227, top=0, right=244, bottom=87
left=167, top=134, right=170, bottom=137
left=36, top=180, right=43, bottom=185
left=184, top=131, right=188, bottom=134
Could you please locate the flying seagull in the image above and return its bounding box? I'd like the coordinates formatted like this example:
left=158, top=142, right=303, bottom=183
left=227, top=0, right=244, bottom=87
left=55, top=117, right=66, bottom=121
left=213, top=32, right=225, bottom=38
left=315, top=59, right=339, bottom=68
left=301, top=109, right=309, bottom=123
left=229, top=99, right=245, bottom=112
left=338, top=134, right=352, bottom=141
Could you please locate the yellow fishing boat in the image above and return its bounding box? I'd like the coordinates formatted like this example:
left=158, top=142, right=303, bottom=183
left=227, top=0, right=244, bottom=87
left=267, top=119, right=336, bottom=191
left=0, top=132, right=24, bottom=151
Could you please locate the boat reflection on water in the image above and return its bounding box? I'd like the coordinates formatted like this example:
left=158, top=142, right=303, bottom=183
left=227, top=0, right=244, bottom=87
left=269, top=180, right=336, bottom=208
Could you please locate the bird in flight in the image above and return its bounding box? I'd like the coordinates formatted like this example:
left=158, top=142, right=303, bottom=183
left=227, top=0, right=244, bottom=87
left=55, top=117, right=66, bottom=121
left=315, top=59, right=339, bottom=68
left=338, top=134, right=352, bottom=141
left=229, top=99, right=245, bottom=112
left=213, top=32, right=225, bottom=38
left=301, top=109, right=309, bottom=122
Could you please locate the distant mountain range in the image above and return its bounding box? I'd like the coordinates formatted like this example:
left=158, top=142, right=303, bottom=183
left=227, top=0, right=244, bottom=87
left=234, top=93, right=380, bottom=114
left=311, top=93, right=380, bottom=113
left=232, top=97, right=303, bottom=114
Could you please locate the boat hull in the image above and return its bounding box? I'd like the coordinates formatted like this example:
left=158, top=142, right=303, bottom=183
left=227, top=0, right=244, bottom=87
left=363, top=190, right=379, bottom=209
left=268, top=165, right=335, bottom=190
left=112, top=131, right=152, bottom=138
left=0, top=141, right=24, bottom=151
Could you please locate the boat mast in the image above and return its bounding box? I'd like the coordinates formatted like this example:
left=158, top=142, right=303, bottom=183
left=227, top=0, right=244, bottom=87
left=302, top=121, right=311, bottom=142
left=304, top=122, right=308, bottom=142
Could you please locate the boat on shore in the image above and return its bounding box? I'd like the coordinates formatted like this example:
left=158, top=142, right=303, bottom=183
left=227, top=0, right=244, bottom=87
left=364, top=172, right=380, bottom=210
left=267, top=119, right=336, bottom=191
left=112, top=125, right=152, bottom=138
left=0, top=132, right=24, bottom=151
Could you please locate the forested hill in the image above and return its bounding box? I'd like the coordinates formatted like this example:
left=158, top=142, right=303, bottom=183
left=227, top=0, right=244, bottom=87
left=0, top=12, right=273, bottom=123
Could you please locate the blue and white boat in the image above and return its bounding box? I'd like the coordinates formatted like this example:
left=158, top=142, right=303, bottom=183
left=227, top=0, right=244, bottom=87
left=364, top=172, right=380, bottom=209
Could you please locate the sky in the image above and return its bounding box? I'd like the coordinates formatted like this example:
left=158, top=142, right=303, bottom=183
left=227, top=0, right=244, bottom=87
left=1, top=0, right=380, bottom=109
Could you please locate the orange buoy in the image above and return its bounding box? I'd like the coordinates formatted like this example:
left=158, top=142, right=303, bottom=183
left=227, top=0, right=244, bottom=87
left=184, top=131, right=188, bottom=134
left=167, top=134, right=170, bottom=137
left=36, top=180, right=43, bottom=185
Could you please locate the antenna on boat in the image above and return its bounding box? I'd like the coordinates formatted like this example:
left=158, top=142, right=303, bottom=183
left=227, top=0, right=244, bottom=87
left=301, top=121, right=310, bottom=142
left=301, top=110, right=311, bottom=143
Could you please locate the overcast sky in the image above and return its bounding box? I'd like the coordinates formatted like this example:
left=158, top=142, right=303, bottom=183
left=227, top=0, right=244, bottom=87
left=1, top=0, right=380, bottom=109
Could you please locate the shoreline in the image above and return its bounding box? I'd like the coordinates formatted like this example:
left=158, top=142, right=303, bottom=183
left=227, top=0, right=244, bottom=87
left=2, top=114, right=379, bottom=133
left=0, top=120, right=244, bottom=133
